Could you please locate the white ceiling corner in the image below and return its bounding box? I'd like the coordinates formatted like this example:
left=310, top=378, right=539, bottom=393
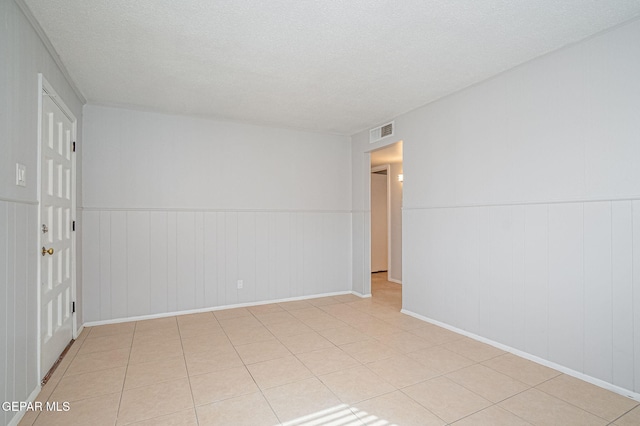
left=22, top=0, right=640, bottom=135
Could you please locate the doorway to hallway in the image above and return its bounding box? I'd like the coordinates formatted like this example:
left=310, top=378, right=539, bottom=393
left=371, top=165, right=389, bottom=273
left=370, top=142, right=402, bottom=284
left=371, top=272, right=402, bottom=311
left=370, top=141, right=403, bottom=308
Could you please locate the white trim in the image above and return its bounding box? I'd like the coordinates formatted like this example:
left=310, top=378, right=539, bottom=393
left=70, top=112, right=78, bottom=340
left=79, top=207, right=351, bottom=213
left=365, top=142, right=403, bottom=297
left=0, top=196, right=38, bottom=205
left=401, top=308, right=640, bottom=402
left=42, top=83, right=76, bottom=122
left=6, top=385, right=41, bottom=426
left=388, top=278, right=402, bottom=285
left=404, top=195, right=640, bottom=211
left=83, top=291, right=355, bottom=327
left=36, top=75, right=43, bottom=383
left=351, top=291, right=372, bottom=298
left=14, top=0, right=86, bottom=104
left=363, top=153, right=371, bottom=295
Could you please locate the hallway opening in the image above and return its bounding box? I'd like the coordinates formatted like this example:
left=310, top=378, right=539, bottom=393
left=371, top=272, right=402, bottom=311
left=370, top=141, right=403, bottom=308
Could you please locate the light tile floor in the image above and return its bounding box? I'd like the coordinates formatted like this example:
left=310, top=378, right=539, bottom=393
left=19, top=272, right=639, bottom=425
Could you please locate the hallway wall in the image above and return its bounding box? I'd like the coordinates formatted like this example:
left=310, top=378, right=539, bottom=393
left=370, top=171, right=388, bottom=272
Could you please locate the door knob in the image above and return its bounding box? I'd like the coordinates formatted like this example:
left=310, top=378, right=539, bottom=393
left=42, top=247, right=54, bottom=256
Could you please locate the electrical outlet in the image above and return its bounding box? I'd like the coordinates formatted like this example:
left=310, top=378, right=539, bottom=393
left=15, top=163, right=26, bottom=187
left=237, top=280, right=243, bottom=289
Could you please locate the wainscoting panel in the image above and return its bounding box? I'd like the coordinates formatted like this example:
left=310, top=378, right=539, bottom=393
left=547, top=202, right=584, bottom=373
left=176, top=211, right=196, bottom=311
left=110, top=211, right=128, bottom=319
left=0, top=200, right=38, bottom=426
left=127, top=211, right=150, bottom=317
left=453, top=207, right=480, bottom=336
left=350, top=211, right=369, bottom=296
left=611, top=201, right=634, bottom=391
left=583, top=201, right=613, bottom=383
left=149, top=212, right=168, bottom=314
left=82, top=209, right=352, bottom=322
left=99, top=210, right=113, bottom=319
left=404, top=199, right=640, bottom=393
left=522, top=203, right=549, bottom=360
left=634, top=201, right=640, bottom=392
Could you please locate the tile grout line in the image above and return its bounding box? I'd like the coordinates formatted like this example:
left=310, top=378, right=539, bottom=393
left=213, top=308, right=284, bottom=424
left=609, top=402, right=640, bottom=425
left=240, top=309, right=283, bottom=424
left=175, top=315, right=200, bottom=426
left=25, top=277, right=637, bottom=425
left=271, top=307, right=362, bottom=426
left=114, top=321, right=135, bottom=426
left=532, top=376, right=626, bottom=424
left=27, top=328, right=91, bottom=425
left=328, top=280, right=545, bottom=424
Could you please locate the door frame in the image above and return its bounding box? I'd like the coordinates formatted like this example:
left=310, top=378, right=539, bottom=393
left=370, top=164, right=391, bottom=275
left=37, top=74, right=78, bottom=380
left=364, top=140, right=403, bottom=297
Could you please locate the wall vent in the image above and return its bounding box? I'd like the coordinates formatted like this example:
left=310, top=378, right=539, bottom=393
left=369, top=121, right=394, bottom=143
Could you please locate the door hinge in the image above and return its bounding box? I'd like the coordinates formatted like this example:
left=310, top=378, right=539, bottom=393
left=72, top=301, right=75, bottom=313
left=72, top=220, right=75, bottom=231
left=72, top=141, right=76, bottom=152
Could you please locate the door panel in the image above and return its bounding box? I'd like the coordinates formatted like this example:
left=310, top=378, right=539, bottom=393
left=40, top=94, right=74, bottom=377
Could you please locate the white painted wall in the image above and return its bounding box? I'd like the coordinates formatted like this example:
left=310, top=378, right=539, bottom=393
left=0, top=1, right=84, bottom=425
left=352, top=18, right=640, bottom=395
left=82, top=105, right=352, bottom=322
left=371, top=172, right=388, bottom=272
left=82, top=106, right=350, bottom=211
left=351, top=153, right=368, bottom=296
left=389, top=161, right=403, bottom=283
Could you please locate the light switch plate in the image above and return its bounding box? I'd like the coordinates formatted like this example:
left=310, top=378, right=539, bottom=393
left=16, top=163, right=26, bottom=187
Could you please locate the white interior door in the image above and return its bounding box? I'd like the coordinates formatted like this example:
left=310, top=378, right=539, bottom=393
left=371, top=171, right=388, bottom=272
left=40, top=92, right=75, bottom=377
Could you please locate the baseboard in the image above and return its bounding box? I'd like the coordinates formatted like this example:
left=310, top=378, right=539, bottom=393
left=7, top=385, right=41, bottom=426
left=74, top=324, right=84, bottom=339
left=388, top=278, right=402, bottom=285
left=83, top=290, right=353, bottom=327
left=351, top=291, right=372, bottom=298
left=401, top=308, right=640, bottom=402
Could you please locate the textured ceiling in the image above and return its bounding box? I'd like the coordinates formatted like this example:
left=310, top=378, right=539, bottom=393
left=23, top=0, right=640, bottom=135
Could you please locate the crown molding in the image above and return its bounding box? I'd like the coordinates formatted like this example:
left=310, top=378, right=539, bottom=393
left=14, top=0, right=86, bottom=104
